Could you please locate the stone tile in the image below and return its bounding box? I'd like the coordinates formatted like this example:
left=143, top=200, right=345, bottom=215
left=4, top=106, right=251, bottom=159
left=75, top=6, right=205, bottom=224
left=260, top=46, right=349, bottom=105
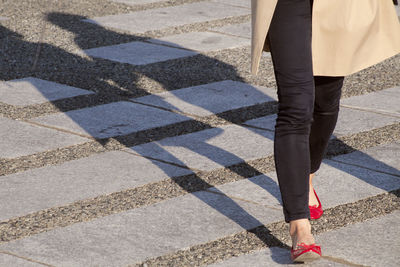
left=85, top=2, right=250, bottom=33
left=340, top=86, right=400, bottom=116
left=82, top=41, right=197, bottom=65
left=111, top=0, right=167, bottom=5
left=210, top=22, right=251, bottom=39
left=243, top=107, right=400, bottom=137
left=317, top=211, right=400, bottom=267
left=0, top=117, right=88, bottom=159
left=31, top=101, right=190, bottom=139
left=207, top=174, right=282, bottom=207
left=0, top=77, right=94, bottom=106
left=129, top=124, right=274, bottom=171
left=301, top=159, right=400, bottom=208
left=331, top=142, right=400, bottom=177
left=206, top=247, right=347, bottom=267
left=149, top=31, right=250, bottom=52
left=206, top=144, right=400, bottom=208
left=0, top=151, right=192, bottom=221
left=211, top=0, right=251, bottom=9
left=242, top=114, right=276, bottom=130
left=0, top=253, right=44, bottom=266
left=0, top=190, right=283, bottom=266
left=133, top=80, right=277, bottom=116
left=333, top=107, right=400, bottom=138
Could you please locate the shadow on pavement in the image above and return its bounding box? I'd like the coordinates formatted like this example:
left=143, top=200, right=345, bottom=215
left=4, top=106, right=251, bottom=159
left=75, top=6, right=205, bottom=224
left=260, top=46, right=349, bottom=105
left=1, top=9, right=398, bottom=264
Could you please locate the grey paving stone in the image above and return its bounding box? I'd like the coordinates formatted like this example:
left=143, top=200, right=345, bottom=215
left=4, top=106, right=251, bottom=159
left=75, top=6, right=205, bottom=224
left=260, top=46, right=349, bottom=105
left=0, top=151, right=192, bottom=221
left=0, top=117, right=88, bottom=159
left=129, top=124, right=274, bottom=171
left=0, top=190, right=282, bottom=266
left=30, top=101, right=190, bottom=139
left=207, top=144, right=400, bottom=208
left=210, top=0, right=251, bottom=9
left=331, top=142, right=400, bottom=177
left=85, top=2, right=250, bottom=33
left=133, top=80, right=277, bottom=116
left=210, top=22, right=251, bottom=39
left=206, top=247, right=347, bottom=267
left=149, top=31, right=250, bottom=52
left=111, top=0, right=167, bottom=5
left=0, top=77, right=94, bottom=106
left=317, top=210, right=400, bottom=267
left=309, top=158, right=400, bottom=207
left=341, top=86, right=400, bottom=116
left=207, top=174, right=282, bottom=207
left=82, top=41, right=197, bottom=65
left=315, top=157, right=400, bottom=203
left=333, top=107, right=400, bottom=137
left=242, top=114, right=276, bottom=130
left=0, top=253, right=44, bottom=266
left=243, top=107, right=400, bottom=137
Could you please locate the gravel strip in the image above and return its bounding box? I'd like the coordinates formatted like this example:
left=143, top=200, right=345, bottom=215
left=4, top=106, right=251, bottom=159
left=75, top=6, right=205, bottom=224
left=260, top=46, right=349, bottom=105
left=130, top=189, right=400, bottom=267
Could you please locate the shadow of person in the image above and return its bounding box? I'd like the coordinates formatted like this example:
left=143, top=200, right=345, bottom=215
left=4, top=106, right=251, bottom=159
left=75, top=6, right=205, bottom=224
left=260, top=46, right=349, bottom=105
left=4, top=10, right=398, bottom=263
left=1, top=14, right=291, bottom=261
left=44, top=12, right=282, bottom=199
left=46, top=12, right=249, bottom=91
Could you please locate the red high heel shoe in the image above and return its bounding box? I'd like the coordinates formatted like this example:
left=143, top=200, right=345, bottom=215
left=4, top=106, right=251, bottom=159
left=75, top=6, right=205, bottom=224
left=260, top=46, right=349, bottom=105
left=309, top=188, right=323, bottom=219
left=291, top=242, right=322, bottom=263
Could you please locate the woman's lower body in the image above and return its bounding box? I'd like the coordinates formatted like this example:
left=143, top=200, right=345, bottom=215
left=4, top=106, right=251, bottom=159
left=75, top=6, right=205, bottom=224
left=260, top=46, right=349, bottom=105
left=267, top=0, right=344, bottom=258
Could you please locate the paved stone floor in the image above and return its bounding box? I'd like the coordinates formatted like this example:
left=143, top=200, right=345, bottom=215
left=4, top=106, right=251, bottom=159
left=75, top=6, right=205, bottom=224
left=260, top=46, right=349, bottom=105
left=0, top=1, right=399, bottom=266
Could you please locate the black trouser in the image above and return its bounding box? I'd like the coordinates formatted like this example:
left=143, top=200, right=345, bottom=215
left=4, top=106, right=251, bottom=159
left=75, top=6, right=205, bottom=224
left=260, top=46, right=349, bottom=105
left=267, top=0, right=344, bottom=223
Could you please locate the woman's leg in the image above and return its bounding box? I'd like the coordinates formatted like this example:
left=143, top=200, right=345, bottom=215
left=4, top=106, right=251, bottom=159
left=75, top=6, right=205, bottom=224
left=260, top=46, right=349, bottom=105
left=267, top=0, right=317, bottom=249
left=310, top=76, right=344, bottom=173
left=268, top=0, right=314, bottom=224
left=309, top=76, right=344, bottom=204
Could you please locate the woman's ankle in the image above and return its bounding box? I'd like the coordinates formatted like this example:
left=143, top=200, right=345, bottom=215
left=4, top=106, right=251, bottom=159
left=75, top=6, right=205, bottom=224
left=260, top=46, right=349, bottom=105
left=289, top=219, right=314, bottom=246
left=289, top=219, right=311, bottom=235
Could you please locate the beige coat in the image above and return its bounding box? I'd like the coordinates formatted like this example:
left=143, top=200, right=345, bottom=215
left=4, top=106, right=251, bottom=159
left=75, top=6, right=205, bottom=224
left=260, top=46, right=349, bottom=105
left=251, top=0, right=400, bottom=76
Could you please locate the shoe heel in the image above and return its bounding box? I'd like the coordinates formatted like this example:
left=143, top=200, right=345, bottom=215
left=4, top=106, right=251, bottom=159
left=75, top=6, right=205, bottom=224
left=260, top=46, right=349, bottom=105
left=293, top=251, right=321, bottom=263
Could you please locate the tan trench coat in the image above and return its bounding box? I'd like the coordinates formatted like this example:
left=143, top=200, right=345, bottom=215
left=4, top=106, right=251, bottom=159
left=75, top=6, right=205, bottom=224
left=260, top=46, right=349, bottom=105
left=251, top=0, right=400, bottom=76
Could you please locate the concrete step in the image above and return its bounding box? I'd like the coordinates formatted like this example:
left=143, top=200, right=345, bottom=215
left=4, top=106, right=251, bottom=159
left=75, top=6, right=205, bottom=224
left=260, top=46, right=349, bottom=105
left=244, top=106, right=400, bottom=138
left=148, top=31, right=250, bottom=52
left=0, top=78, right=94, bottom=106
left=340, top=86, right=400, bottom=117
left=0, top=150, right=191, bottom=222
left=29, top=101, right=190, bottom=139
left=111, top=0, right=168, bottom=5
left=133, top=80, right=277, bottom=117
left=84, top=1, right=250, bottom=34
left=0, top=117, right=89, bottom=159
left=82, top=41, right=198, bottom=65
